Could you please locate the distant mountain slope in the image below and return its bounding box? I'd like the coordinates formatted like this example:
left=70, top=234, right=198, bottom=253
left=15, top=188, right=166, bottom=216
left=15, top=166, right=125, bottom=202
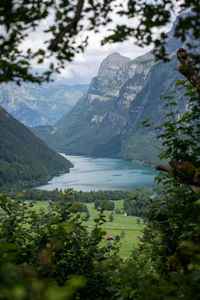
left=120, top=56, right=185, bottom=164
left=33, top=52, right=156, bottom=160
left=0, top=107, right=72, bottom=189
left=32, top=53, right=132, bottom=151
left=0, top=82, right=89, bottom=127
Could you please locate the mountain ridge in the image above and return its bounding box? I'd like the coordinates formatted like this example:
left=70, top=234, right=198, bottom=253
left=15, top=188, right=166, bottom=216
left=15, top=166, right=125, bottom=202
left=0, top=106, right=72, bottom=190
left=0, top=82, right=89, bottom=127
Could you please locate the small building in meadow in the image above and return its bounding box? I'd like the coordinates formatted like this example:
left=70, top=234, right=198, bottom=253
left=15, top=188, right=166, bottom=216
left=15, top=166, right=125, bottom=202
left=137, top=235, right=144, bottom=242
left=106, top=236, right=114, bottom=242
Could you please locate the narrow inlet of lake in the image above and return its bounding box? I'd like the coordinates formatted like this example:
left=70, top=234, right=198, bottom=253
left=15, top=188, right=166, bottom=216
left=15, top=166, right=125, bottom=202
left=37, top=154, right=157, bottom=191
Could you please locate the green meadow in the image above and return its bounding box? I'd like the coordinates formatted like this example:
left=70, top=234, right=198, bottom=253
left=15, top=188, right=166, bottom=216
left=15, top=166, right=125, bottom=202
left=85, top=201, right=142, bottom=258
left=33, top=199, right=143, bottom=258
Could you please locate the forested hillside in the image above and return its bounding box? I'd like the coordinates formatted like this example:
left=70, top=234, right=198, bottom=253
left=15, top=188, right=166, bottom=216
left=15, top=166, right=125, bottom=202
left=0, top=107, right=72, bottom=189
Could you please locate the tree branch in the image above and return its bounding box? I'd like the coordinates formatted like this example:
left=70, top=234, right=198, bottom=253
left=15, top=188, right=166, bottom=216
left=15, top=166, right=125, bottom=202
left=176, top=48, right=200, bottom=101
left=155, top=160, right=200, bottom=193
left=154, top=49, right=200, bottom=193
left=49, top=0, right=84, bottom=52
left=155, top=164, right=173, bottom=174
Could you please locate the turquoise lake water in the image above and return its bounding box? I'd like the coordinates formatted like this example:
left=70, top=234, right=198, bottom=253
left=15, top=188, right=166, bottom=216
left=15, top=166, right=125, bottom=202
left=37, top=154, right=157, bottom=191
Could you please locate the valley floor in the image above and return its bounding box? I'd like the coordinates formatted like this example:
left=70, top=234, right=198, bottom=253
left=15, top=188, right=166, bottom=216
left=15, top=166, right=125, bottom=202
left=33, top=199, right=142, bottom=258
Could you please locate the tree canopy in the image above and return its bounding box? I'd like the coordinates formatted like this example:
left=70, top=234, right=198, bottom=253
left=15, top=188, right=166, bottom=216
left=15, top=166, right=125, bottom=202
left=0, top=0, right=200, bottom=84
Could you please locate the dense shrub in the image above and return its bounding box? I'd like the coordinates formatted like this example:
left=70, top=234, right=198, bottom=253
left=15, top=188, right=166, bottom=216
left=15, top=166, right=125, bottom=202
left=0, top=190, right=122, bottom=300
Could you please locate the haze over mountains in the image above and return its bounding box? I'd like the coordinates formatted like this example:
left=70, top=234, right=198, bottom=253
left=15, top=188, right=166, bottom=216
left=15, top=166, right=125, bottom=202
left=0, top=82, right=88, bottom=127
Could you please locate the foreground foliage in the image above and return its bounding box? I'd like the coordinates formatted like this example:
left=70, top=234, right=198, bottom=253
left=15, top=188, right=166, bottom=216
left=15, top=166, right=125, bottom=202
left=1, top=176, right=200, bottom=300
left=122, top=79, right=200, bottom=298
left=0, top=190, right=122, bottom=299
left=1, top=1, right=199, bottom=83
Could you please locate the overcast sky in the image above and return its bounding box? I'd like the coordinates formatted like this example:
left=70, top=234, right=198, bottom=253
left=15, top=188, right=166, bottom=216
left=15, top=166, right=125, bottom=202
left=22, top=2, right=176, bottom=86
left=49, top=22, right=175, bottom=85
left=53, top=4, right=177, bottom=85
left=26, top=20, right=153, bottom=85
left=55, top=38, right=153, bottom=85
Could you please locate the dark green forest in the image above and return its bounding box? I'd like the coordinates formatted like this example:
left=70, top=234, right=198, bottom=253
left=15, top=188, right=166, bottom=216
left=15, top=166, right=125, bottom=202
left=15, top=189, right=131, bottom=202
left=10, top=187, right=153, bottom=217
left=0, top=0, right=200, bottom=299
left=0, top=107, right=72, bottom=189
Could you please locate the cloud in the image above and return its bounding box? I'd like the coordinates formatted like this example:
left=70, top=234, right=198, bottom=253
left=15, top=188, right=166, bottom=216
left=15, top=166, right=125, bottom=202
left=19, top=2, right=175, bottom=85
left=56, top=48, right=150, bottom=84
left=55, top=32, right=153, bottom=84
left=53, top=6, right=174, bottom=84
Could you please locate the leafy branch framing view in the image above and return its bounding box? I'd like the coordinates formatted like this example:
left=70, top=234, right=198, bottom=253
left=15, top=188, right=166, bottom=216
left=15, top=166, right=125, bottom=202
left=0, top=0, right=200, bottom=299
left=1, top=0, right=200, bottom=83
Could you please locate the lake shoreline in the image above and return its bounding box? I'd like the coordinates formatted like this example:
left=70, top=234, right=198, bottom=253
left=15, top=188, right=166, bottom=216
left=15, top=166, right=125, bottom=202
left=36, top=154, right=157, bottom=192
left=60, top=151, right=156, bottom=168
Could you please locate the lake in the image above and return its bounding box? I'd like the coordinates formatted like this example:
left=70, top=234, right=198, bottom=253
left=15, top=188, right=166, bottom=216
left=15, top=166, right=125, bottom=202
left=37, top=154, right=157, bottom=191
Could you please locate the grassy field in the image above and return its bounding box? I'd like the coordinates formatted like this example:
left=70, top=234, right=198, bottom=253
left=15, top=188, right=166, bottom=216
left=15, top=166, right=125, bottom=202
left=33, top=200, right=143, bottom=258
left=85, top=201, right=142, bottom=258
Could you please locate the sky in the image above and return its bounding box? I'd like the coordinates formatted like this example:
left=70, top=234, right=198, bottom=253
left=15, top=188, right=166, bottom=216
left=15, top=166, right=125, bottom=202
left=21, top=2, right=176, bottom=86
left=24, top=19, right=152, bottom=85
left=54, top=38, right=153, bottom=85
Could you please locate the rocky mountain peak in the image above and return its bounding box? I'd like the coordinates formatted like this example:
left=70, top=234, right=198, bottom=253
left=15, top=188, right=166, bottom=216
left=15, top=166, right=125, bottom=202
left=98, top=52, right=131, bottom=77
left=104, top=52, right=130, bottom=63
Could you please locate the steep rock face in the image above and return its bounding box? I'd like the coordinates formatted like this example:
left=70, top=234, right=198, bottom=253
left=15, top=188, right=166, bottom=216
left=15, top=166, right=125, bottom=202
left=0, top=107, right=72, bottom=189
left=35, top=52, right=155, bottom=157
left=0, top=82, right=88, bottom=127
left=105, top=52, right=154, bottom=131
left=87, top=52, right=131, bottom=102
left=120, top=56, right=185, bottom=164
left=98, top=52, right=130, bottom=75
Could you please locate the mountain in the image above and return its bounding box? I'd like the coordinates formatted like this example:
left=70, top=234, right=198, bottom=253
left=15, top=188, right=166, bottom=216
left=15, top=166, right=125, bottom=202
left=32, top=52, right=157, bottom=159
left=0, top=106, right=72, bottom=190
left=119, top=56, right=185, bottom=163
left=32, top=16, right=186, bottom=166
left=0, top=82, right=88, bottom=127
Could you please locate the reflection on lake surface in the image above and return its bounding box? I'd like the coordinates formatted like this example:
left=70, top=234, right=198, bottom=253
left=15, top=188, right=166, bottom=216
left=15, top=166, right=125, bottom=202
left=37, top=154, right=157, bottom=191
